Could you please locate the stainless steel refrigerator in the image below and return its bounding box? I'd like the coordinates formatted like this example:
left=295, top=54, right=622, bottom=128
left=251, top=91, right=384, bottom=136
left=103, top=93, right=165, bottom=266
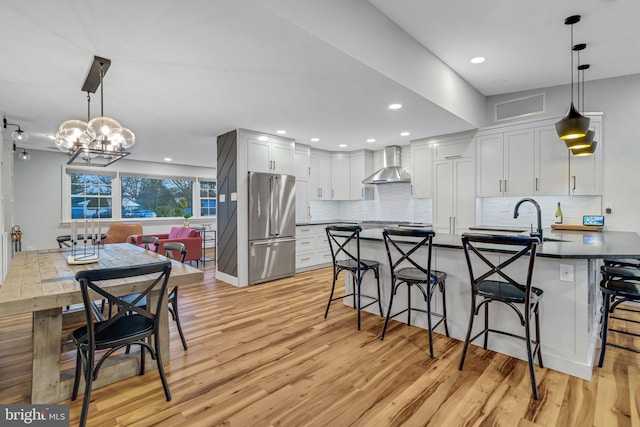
left=248, top=172, right=296, bottom=285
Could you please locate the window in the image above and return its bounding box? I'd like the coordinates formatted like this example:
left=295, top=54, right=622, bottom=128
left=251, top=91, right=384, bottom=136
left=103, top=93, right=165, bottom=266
left=65, top=169, right=214, bottom=220
left=121, top=176, right=193, bottom=218
left=200, top=180, right=217, bottom=216
left=70, top=173, right=113, bottom=219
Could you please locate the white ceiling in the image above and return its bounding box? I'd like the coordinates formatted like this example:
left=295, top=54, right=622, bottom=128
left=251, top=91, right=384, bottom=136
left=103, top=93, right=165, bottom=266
left=1, top=0, right=638, bottom=167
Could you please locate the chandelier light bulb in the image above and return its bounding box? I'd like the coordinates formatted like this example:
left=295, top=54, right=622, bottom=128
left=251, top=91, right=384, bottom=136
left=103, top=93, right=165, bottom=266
left=12, top=129, right=29, bottom=142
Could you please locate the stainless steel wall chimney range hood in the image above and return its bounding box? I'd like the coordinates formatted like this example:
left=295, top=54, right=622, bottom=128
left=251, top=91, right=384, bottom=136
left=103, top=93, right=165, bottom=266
left=362, top=145, right=411, bottom=184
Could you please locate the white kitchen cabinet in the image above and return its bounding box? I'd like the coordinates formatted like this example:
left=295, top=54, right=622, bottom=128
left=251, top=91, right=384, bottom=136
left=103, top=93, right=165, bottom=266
left=331, top=154, right=350, bottom=200
left=410, top=142, right=433, bottom=198
left=534, top=124, right=569, bottom=196
left=434, top=157, right=475, bottom=234
left=295, top=225, right=333, bottom=271
left=349, top=150, right=373, bottom=200
left=476, top=128, right=534, bottom=197
left=569, top=115, right=603, bottom=195
left=310, top=149, right=332, bottom=200
left=247, top=136, right=294, bottom=174
left=294, top=144, right=311, bottom=179
left=295, top=179, right=310, bottom=223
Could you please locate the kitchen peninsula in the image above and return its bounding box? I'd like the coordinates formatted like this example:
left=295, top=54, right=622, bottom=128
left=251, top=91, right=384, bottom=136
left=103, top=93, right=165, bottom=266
left=340, top=227, right=640, bottom=380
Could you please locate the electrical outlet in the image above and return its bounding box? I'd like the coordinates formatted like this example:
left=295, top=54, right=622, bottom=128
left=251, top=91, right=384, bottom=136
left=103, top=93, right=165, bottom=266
left=560, top=264, right=574, bottom=282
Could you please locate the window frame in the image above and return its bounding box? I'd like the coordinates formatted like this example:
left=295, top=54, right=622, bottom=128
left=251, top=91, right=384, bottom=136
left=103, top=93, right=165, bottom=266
left=62, top=166, right=216, bottom=222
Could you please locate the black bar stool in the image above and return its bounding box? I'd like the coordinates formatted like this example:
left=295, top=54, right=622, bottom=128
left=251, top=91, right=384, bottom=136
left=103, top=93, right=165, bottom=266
left=380, top=228, right=448, bottom=358
left=459, top=233, right=543, bottom=400
left=598, top=263, right=640, bottom=367
left=325, top=225, right=382, bottom=330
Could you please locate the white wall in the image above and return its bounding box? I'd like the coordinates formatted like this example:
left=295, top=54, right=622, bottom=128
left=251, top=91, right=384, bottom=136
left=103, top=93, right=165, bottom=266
left=13, top=149, right=216, bottom=250
left=486, top=73, right=640, bottom=232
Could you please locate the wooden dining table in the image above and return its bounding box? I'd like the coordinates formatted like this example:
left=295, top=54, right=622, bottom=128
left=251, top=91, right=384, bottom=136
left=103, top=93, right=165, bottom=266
left=0, top=243, right=204, bottom=404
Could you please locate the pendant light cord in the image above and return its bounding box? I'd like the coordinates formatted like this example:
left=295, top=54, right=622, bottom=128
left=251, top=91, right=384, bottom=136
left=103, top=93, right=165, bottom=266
left=570, top=23, right=574, bottom=105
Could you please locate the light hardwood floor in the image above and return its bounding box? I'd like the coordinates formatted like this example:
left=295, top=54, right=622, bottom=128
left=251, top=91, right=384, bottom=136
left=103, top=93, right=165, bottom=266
left=1, top=259, right=639, bottom=426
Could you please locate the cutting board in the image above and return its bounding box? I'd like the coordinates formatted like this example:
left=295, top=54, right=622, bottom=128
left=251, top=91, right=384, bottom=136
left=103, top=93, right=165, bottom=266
left=551, top=224, right=603, bottom=232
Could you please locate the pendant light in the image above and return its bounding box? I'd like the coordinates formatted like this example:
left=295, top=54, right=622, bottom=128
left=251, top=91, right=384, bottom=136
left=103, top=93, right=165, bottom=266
left=555, top=15, right=590, bottom=140
left=566, top=43, right=592, bottom=149
left=570, top=63, right=597, bottom=156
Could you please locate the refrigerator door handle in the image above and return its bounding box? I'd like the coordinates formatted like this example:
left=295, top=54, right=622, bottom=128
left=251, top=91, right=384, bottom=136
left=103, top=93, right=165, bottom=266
left=251, top=238, right=297, bottom=245
left=273, top=176, right=280, bottom=236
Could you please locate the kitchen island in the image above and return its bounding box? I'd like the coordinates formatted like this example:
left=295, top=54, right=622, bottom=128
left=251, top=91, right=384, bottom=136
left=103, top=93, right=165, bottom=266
left=343, top=228, right=640, bottom=380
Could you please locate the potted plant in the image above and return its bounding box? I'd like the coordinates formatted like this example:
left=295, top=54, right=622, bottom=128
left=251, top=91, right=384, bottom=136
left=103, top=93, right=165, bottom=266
left=183, top=213, right=193, bottom=227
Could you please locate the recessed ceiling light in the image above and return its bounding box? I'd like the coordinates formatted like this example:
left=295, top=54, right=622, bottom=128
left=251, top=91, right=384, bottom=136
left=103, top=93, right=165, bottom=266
left=310, top=137, right=319, bottom=142
left=367, top=138, right=376, bottom=143
left=164, top=157, right=172, bottom=162
left=338, top=144, right=347, bottom=148
left=400, top=132, right=410, bottom=137
left=258, top=136, right=268, bottom=141
left=388, top=103, right=402, bottom=110
left=276, top=130, right=286, bottom=134
left=471, top=56, right=486, bottom=64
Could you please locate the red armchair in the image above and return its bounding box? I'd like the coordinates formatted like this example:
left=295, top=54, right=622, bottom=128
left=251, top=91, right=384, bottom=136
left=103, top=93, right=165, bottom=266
left=130, top=227, right=202, bottom=264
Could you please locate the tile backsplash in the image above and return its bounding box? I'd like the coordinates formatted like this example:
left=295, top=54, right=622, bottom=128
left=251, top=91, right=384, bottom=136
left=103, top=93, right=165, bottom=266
left=310, top=183, right=432, bottom=223
left=478, top=196, right=602, bottom=228
left=309, top=189, right=601, bottom=229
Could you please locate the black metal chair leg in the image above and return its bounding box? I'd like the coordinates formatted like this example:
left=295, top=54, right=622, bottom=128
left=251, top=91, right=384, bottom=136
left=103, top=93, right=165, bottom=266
left=79, top=350, right=94, bottom=427
left=72, top=348, right=82, bottom=401
left=524, top=309, right=539, bottom=400
left=171, top=289, right=189, bottom=350
left=459, top=294, right=477, bottom=370
left=154, top=332, right=172, bottom=401
left=426, top=284, right=434, bottom=359
left=441, top=280, right=450, bottom=337
left=598, top=291, right=611, bottom=367
left=375, top=268, right=383, bottom=316
left=140, top=342, right=146, bottom=375
left=381, top=282, right=397, bottom=340
left=535, top=305, right=544, bottom=368
left=355, top=273, right=362, bottom=331
left=324, top=269, right=338, bottom=319
left=407, top=285, right=412, bottom=327
left=483, top=303, right=489, bottom=350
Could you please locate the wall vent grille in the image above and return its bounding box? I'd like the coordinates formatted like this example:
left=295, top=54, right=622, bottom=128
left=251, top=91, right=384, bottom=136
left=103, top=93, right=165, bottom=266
left=495, top=92, right=546, bottom=122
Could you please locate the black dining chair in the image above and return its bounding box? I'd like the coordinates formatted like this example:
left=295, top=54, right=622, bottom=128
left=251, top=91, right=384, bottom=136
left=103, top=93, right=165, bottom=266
left=381, top=228, right=448, bottom=358
left=123, top=242, right=190, bottom=350
left=71, top=261, right=173, bottom=427
left=141, top=235, right=160, bottom=252
left=325, top=225, right=382, bottom=330
left=458, top=233, right=543, bottom=400
left=597, top=263, right=640, bottom=367
left=164, top=241, right=189, bottom=350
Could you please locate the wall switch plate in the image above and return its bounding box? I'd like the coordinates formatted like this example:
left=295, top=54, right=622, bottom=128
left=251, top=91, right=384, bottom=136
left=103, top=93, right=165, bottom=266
left=560, top=264, right=574, bottom=282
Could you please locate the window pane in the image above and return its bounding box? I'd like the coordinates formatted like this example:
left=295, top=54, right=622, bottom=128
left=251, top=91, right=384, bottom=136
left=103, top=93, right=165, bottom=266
left=200, top=199, right=217, bottom=216
left=69, top=173, right=112, bottom=219
left=200, top=181, right=217, bottom=198
left=121, top=177, right=193, bottom=218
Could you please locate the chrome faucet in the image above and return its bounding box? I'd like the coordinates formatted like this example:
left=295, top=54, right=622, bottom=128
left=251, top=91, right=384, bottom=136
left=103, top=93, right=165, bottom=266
left=513, top=198, right=543, bottom=242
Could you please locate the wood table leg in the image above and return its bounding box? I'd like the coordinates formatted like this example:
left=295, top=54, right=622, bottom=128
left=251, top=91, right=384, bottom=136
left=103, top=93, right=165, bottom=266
left=32, top=308, right=62, bottom=403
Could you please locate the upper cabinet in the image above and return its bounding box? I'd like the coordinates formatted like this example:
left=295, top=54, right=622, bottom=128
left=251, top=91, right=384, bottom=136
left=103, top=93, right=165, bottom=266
left=331, top=154, right=351, bottom=200
left=349, top=150, right=373, bottom=200
left=534, top=124, right=569, bottom=196
left=247, top=135, right=294, bottom=175
left=569, top=115, right=602, bottom=195
left=310, top=149, right=332, bottom=200
left=410, top=142, right=433, bottom=199
left=476, top=114, right=603, bottom=197
left=294, top=144, right=311, bottom=179
left=476, top=128, right=534, bottom=197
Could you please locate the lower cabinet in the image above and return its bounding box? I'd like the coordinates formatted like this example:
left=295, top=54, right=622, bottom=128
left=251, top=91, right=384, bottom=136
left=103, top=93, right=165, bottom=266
left=295, top=225, right=332, bottom=271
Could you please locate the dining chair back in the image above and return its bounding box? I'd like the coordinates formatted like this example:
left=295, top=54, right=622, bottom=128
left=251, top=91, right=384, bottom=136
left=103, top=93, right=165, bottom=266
left=324, top=225, right=382, bottom=330
left=458, top=233, right=543, bottom=400
left=71, top=261, right=173, bottom=427
left=381, top=228, right=448, bottom=357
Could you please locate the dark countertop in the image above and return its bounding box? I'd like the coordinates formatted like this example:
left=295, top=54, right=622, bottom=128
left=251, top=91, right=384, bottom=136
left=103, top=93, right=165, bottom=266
left=469, top=225, right=529, bottom=233
left=357, top=228, right=640, bottom=260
